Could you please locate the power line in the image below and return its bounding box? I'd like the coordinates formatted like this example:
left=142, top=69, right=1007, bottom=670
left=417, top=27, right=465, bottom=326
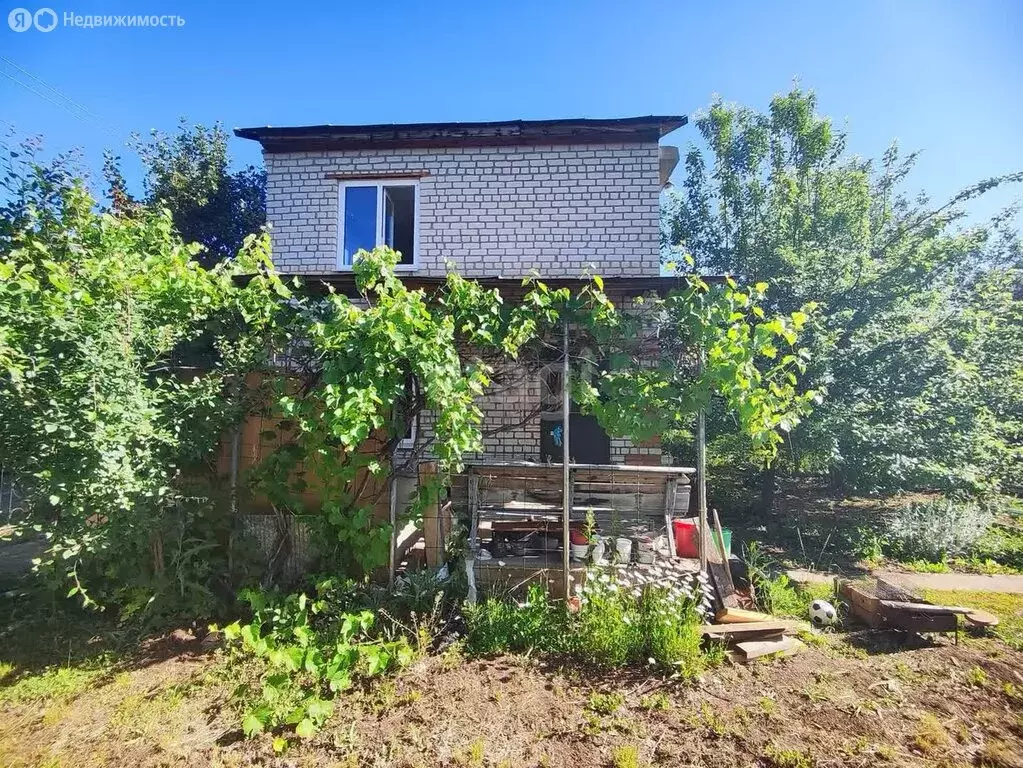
left=0, top=56, right=121, bottom=137
left=0, top=70, right=98, bottom=126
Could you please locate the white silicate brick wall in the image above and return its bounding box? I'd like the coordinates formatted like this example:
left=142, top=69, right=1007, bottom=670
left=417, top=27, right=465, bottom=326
left=264, top=143, right=662, bottom=278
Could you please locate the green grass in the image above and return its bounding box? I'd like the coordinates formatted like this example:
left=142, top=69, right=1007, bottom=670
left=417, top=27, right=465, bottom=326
left=756, top=575, right=834, bottom=620
left=921, top=589, right=1023, bottom=650
left=901, top=559, right=951, bottom=573
left=763, top=743, right=815, bottom=768
left=638, top=692, right=671, bottom=711
left=0, top=663, right=109, bottom=705
left=611, top=744, right=642, bottom=768
left=586, top=691, right=625, bottom=716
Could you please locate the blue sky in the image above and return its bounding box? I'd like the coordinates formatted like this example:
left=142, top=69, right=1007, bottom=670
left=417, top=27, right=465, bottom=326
left=2, top=0, right=1021, bottom=220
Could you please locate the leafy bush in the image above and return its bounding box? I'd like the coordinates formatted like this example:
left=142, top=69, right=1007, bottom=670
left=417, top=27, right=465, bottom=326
left=0, top=141, right=290, bottom=614
left=463, top=583, right=569, bottom=656
left=968, top=522, right=1023, bottom=572
left=573, top=571, right=643, bottom=667
left=220, top=586, right=415, bottom=739
left=883, top=497, right=995, bottom=562
left=464, top=569, right=713, bottom=677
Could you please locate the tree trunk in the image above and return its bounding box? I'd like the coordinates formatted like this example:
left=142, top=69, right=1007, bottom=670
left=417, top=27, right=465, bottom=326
left=756, top=466, right=777, bottom=514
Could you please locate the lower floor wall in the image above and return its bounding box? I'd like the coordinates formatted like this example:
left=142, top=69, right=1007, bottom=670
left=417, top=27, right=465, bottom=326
left=393, top=363, right=670, bottom=473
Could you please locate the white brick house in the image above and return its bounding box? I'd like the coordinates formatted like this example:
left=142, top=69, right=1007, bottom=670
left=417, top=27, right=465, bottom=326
left=236, top=117, right=685, bottom=468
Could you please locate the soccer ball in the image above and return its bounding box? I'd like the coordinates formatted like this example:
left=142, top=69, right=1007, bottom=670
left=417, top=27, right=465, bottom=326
left=809, top=599, right=838, bottom=627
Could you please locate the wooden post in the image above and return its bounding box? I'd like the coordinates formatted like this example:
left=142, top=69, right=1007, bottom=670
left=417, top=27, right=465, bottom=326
left=663, top=477, right=678, bottom=559
left=561, top=320, right=572, bottom=599
left=387, top=474, right=398, bottom=590
left=419, top=461, right=442, bottom=568
left=697, top=348, right=708, bottom=572
left=466, top=472, right=480, bottom=604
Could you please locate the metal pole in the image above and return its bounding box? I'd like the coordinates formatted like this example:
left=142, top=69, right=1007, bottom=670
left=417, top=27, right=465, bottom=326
left=561, top=320, right=572, bottom=599
left=387, top=474, right=398, bottom=591
left=696, top=347, right=708, bottom=572
left=229, top=428, right=241, bottom=517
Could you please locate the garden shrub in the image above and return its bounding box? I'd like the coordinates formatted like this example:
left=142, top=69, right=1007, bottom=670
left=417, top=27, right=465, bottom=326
left=220, top=584, right=416, bottom=739
left=463, top=583, right=569, bottom=656
left=883, top=497, right=996, bottom=563
left=464, top=569, right=713, bottom=678
left=0, top=144, right=291, bottom=616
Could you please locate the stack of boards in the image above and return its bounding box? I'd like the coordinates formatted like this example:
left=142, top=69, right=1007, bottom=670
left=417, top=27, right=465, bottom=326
left=700, top=607, right=805, bottom=662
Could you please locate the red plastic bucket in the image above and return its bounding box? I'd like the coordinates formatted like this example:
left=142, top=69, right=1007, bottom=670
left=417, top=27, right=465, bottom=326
left=672, top=519, right=699, bottom=558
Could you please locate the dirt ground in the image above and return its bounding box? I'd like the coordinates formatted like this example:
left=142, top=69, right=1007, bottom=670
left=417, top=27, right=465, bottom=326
left=2, top=625, right=1022, bottom=768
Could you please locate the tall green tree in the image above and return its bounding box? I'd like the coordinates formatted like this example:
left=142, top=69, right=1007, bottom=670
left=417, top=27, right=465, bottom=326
left=0, top=140, right=287, bottom=614
left=662, top=87, right=1022, bottom=498
left=104, top=120, right=265, bottom=267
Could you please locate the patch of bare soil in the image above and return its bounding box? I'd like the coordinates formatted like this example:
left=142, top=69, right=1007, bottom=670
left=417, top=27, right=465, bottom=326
left=4, top=630, right=1023, bottom=768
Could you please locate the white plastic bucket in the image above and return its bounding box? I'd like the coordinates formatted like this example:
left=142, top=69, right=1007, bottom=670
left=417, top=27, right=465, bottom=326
left=615, top=537, right=633, bottom=562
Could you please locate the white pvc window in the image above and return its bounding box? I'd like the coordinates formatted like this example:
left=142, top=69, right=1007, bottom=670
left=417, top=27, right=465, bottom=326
left=337, top=180, right=418, bottom=269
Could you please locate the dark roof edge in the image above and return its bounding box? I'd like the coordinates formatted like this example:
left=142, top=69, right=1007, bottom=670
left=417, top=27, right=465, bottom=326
left=236, top=273, right=724, bottom=298
left=234, top=115, right=687, bottom=152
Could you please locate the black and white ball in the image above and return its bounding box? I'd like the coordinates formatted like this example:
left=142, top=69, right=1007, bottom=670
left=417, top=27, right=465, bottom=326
left=809, top=599, right=837, bottom=627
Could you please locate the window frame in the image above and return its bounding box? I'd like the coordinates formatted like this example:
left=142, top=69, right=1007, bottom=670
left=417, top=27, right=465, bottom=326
left=396, top=377, right=419, bottom=450
left=335, top=178, right=420, bottom=271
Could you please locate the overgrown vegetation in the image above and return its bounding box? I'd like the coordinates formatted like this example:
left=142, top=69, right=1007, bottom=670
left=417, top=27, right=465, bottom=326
left=220, top=584, right=416, bottom=739
left=663, top=87, right=1023, bottom=501
left=0, top=137, right=289, bottom=616
left=743, top=542, right=833, bottom=618
left=464, top=570, right=714, bottom=677
left=853, top=494, right=1023, bottom=573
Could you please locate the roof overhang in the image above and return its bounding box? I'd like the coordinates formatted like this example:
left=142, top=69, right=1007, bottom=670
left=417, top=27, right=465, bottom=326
left=239, top=273, right=723, bottom=299
left=234, top=116, right=687, bottom=153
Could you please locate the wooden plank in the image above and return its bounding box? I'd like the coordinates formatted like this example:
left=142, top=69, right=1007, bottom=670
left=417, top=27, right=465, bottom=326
left=663, top=477, right=677, bottom=559
left=465, top=473, right=480, bottom=604
left=715, top=608, right=775, bottom=624
left=699, top=621, right=792, bottom=637
left=466, top=460, right=695, bottom=476
left=712, top=509, right=735, bottom=592
left=879, top=600, right=972, bottom=615
left=704, top=516, right=737, bottom=608
left=880, top=606, right=958, bottom=634
left=964, top=609, right=999, bottom=628
left=736, top=636, right=801, bottom=660
left=841, top=581, right=883, bottom=628
left=419, top=462, right=443, bottom=569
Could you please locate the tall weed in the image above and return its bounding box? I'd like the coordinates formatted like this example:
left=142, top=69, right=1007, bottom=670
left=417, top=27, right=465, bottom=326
left=464, top=569, right=711, bottom=678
